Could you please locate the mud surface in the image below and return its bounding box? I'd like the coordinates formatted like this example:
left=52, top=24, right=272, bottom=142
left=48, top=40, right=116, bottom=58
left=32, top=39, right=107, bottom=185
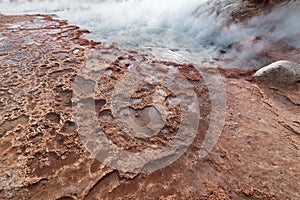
left=0, top=12, right=299, bottom=200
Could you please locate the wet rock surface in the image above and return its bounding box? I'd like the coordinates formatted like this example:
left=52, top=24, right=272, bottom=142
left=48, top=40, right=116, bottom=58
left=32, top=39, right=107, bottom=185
left=0, top=13, right=299, bottom=200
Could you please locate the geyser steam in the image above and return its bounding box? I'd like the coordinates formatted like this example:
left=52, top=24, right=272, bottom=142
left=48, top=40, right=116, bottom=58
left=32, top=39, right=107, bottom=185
left=0, top=0, right=299, bottom=68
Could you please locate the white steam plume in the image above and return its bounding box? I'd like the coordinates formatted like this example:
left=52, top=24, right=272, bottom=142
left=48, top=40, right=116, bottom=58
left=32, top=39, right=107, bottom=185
left=0, top=0, right=299, bottom=68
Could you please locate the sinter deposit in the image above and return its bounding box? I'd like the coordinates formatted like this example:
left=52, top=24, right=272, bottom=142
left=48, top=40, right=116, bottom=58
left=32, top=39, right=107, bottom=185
left=0, top=0, right=300, bottom=199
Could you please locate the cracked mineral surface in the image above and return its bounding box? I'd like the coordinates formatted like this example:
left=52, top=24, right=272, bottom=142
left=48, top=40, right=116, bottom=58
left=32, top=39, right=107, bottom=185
left=0, top=10, right=299, bottom=200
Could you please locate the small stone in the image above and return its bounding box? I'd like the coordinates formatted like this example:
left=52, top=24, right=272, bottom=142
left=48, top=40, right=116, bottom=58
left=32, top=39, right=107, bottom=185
left=73, top=48, right=80, bottom=54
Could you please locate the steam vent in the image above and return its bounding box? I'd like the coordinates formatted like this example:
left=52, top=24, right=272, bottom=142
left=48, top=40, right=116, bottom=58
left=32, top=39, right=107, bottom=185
left=0, top=0, right=299, bottom=200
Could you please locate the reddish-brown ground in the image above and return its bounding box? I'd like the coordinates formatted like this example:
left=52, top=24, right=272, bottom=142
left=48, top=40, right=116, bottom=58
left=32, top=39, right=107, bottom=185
left=231, top=0, right=292, bottom=22
left=0, top=8, right=299, bottom=200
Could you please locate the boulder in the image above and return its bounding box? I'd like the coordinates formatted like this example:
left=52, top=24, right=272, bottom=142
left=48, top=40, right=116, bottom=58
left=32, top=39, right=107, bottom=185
left=253, top=60, right=300, bottom=85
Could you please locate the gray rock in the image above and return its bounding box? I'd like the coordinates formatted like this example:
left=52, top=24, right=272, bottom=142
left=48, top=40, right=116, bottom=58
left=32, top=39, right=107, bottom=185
left=253, top=60, right=300, bottom=85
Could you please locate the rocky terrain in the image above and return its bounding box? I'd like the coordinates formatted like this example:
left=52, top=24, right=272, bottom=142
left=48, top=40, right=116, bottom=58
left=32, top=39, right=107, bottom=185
left=231, top=0, right=292, bottom=21
left=0, top=1, right=299, bottom=199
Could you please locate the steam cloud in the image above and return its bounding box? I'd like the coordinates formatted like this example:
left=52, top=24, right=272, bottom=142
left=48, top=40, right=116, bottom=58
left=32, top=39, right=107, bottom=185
left=0, top=0, right=299, bottom=68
